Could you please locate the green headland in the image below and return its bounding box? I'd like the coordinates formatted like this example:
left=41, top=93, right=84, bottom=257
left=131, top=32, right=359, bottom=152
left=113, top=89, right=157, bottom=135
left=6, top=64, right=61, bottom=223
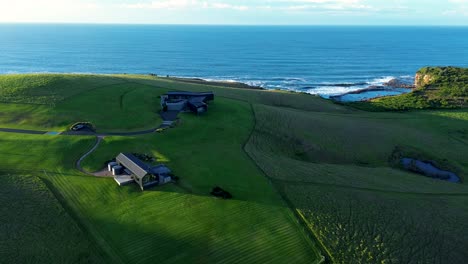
left=349, top=66, right=468, bottom=111
left=0, top=67, right=467, bottom=263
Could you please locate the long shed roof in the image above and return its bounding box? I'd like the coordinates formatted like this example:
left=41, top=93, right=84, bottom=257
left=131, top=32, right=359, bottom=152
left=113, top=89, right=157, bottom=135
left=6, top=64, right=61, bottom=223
left=166, top=91, right=214, bottom=101
left=166, top=91, right=213, bottom=96
left=116, top=153, right=150, bottom=179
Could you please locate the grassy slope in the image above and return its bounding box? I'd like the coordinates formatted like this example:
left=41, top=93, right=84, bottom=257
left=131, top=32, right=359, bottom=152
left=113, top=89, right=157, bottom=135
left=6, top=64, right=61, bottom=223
left=244, top=104, right=468, bottom=263
left=127, top=75, right=468, bottom=262
left=0, top=93, right=323, bottom=263
left=0, top=174, right=106, bottom=263
left=287, top=184, right=468, bottom=263
left=0, top=132, right=96, bottom=170
left=0, top=74, right=164, bottom=131
left=1, top=74, right=467, bottom=264
left=0, top=134, right=103, bottom=263
left=68, top=97, right=321, bottom=263
left=122, top=74, right=349, bottom=113
left=0, top=73, right=348, bottom=131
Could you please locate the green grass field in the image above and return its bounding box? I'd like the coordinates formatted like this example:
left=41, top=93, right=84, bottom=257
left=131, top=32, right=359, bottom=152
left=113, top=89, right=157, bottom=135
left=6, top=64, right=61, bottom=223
left=0, top=73, right=467, bottom=263
left=0, top=74, right=324, bottom=263
left=0, top=74, right=166, bottom=131
left=244, top=101, right=468, bottom=263
left=0, top=173, right=105, bottom=263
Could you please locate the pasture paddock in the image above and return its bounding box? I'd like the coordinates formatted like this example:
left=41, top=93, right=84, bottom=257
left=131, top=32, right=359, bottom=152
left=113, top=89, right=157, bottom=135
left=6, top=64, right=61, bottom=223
left=0, top=74, right=466, bottom=263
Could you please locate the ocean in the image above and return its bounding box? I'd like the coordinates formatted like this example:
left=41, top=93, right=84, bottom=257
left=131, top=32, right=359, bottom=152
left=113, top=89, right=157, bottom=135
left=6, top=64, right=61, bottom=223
left=1, top=24, right=467, bottom=96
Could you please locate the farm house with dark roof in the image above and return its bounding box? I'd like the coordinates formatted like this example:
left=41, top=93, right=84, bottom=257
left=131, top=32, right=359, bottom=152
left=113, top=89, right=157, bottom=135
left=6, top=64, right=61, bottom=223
left=160, top=91, right=214, bottom=114
left=113, top=153, right=172, bottom=190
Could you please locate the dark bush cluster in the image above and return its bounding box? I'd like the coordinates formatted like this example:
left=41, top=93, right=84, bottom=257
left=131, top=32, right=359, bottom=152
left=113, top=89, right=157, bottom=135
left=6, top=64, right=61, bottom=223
left=132, top=153, right=155, bottom=162
left=210, top=186, right=232, bottom=199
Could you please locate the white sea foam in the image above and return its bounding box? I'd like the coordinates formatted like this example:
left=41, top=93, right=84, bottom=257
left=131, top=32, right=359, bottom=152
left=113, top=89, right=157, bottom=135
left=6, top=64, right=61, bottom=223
left=203, top=78, right=238, bottom=83
left=306, top=86, right=356, bottom=97
left=245, top=81, right=265, bottom=87
left=176, top=74, right=413, bottom=98
left=368, top=76, right=395, bottom=85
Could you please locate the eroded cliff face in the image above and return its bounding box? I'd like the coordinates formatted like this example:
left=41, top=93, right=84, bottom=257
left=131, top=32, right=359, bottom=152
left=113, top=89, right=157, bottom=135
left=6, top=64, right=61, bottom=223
left=414, top=73, right=434, bottom=88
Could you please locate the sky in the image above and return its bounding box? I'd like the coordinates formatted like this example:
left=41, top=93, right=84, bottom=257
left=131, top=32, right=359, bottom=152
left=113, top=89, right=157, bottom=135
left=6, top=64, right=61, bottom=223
left=0, top=0, right=467, bottom=25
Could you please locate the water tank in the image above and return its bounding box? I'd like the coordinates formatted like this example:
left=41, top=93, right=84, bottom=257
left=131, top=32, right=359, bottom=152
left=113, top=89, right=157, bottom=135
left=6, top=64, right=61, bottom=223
left=112, top=166, right=123, bottom=176
left=108, top=162, right=118, bottom=171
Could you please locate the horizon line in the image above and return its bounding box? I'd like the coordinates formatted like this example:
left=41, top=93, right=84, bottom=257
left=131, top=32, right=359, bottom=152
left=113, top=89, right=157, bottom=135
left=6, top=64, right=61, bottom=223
left=0, top=22, right=468, bottom=27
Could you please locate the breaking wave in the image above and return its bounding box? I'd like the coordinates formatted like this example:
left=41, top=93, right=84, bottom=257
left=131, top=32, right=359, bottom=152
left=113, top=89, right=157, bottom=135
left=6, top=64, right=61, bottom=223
left=188, top=75, right=414, bottom=97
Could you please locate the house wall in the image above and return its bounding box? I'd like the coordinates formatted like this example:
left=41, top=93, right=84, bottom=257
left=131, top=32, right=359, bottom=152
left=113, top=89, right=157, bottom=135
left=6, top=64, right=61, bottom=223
left=166, top=100, right=187, bottom=111
left=139, top=174, right=159, bottom=190
left=160, top=95, right=168, bottom=108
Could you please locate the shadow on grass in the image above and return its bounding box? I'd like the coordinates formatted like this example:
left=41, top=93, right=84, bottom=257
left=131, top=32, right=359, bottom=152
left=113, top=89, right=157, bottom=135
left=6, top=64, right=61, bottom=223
left=34, top=171, right=324, bottom=264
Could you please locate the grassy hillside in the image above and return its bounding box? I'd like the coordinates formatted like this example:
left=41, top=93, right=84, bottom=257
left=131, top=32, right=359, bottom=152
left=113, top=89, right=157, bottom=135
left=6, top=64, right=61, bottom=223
left=244, top=104, right=468, bottom=263
left=0, top=173, right=105, bottom=263
left=0, top=74, right=467, bottom=263
left=73, top=98, right=322, bottom=263
left=0, top=74, right=164, bottom=131
left=0, top=133, right=103, bottom=264
left=0, top=91, right=324, bottom=263
left=287, top=185, right=468, bottom=263
left=350, top=66, right=467, bottom=111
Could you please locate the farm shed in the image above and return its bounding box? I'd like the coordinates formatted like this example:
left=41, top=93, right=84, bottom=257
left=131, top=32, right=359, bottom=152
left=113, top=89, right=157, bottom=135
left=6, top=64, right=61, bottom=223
left=114, top=153, right=172, bottom=190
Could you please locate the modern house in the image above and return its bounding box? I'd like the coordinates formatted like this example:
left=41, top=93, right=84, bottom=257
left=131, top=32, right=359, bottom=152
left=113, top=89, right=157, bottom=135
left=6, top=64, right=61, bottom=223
left=161, top=91, right=214, bottom=114
left=109, top=153, right=172, bottom=190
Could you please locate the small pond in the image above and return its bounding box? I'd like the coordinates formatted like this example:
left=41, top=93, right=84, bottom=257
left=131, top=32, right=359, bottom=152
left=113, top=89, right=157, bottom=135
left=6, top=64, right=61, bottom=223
left=401, top=158, right=461, bottom=183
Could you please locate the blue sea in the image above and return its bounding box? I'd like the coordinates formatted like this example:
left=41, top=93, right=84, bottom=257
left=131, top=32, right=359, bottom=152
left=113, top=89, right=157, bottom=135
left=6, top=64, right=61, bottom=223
left=1, top=24, right=467, bottom=97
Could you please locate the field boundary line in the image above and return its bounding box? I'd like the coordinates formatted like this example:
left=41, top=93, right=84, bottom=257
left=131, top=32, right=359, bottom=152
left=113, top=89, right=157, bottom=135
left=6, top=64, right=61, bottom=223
left=296, top=207, right=334, bottom=264
left=242, top=102, right=332, bottom=263
left=40, top=170, right=125, bottom=264
left=270, top=178, right=468, bottom=196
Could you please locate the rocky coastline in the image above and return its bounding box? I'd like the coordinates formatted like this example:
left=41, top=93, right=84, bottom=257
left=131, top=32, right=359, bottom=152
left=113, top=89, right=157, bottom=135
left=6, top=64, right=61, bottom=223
left=330, top=77, right=415, bottom=102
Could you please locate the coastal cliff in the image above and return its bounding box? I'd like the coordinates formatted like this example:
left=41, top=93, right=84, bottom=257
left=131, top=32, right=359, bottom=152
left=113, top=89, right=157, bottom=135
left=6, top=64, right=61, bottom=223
left=414, top=72, right=434, bottom=88
left=415, top=66, right=467, bottom=92
left=349, top=66, right=467, bottom=111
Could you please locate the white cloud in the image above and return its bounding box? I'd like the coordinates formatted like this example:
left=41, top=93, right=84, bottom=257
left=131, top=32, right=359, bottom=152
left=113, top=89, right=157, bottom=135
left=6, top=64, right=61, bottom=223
left=121, top=0, right=248, bottom=11
left=0, top=0, right=466, bottom=24
left=120, top=0, right=370, bottom=12
left=121, top=0, right=197, bottom=9
left=0, top=0, right=102, bottom=22
left=0, top=0, right=101, bottom=10
left=284, top=0, right=361, bottom=3
left=443, top=9, right=468, bottom=16
left=264, top=0, right=375, bottom=12
left=211, top=3, right=249, bottom=11
left=444, top=0, right=468, bottom=16
left=449, top=0, right=468, bottom=4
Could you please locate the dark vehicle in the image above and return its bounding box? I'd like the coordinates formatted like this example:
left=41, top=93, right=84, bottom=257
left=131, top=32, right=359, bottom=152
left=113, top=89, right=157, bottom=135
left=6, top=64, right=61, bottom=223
left=72, top=124, right=85, bottom=131
left=70, top=122, right=95, bottom=132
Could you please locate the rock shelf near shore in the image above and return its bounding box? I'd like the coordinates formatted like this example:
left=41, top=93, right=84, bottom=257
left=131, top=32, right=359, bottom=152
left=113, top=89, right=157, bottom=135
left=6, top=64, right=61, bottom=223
left=330, top=77, right=415, bottom=102
left=383, top=78, right=416, bottom=89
